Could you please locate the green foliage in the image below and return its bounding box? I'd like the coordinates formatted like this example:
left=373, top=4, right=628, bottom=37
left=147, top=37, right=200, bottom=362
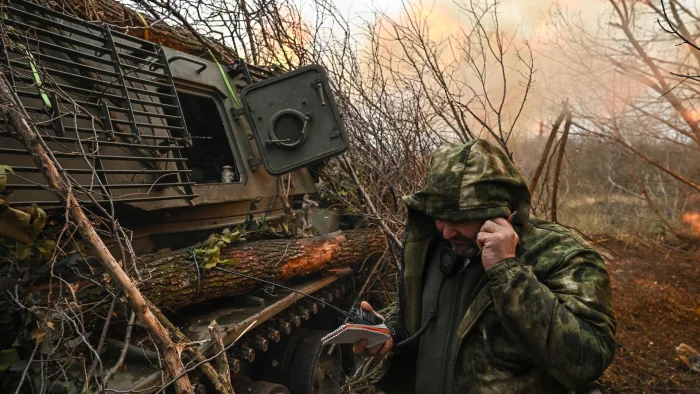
left=0, top=165, right=13, bottom=211
left=0, top=347, right=19, bottom=372
left=192, top=228, right=243, bottom=270
left=4, top=238, right=55, bottom=261
left=0, top=165, right=48, bottom=246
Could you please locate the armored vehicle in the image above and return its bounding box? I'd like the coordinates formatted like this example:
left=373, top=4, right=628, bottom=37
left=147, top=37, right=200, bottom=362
left=0, top=0, right=365, bottom=392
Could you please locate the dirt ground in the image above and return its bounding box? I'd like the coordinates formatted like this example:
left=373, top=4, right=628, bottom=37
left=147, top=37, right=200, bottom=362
left=595, top=237, right=700, bottom=393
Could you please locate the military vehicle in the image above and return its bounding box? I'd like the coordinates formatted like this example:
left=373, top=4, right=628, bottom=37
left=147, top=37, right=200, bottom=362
left=0, top=0, right=366, bottom=392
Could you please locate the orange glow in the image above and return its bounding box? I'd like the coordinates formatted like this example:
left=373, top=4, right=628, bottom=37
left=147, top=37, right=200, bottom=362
left=681, top=211, right=700, bottom=235
left=258, top=4, right=306, bottom=67
left=685, top=110, right=700, bottom=122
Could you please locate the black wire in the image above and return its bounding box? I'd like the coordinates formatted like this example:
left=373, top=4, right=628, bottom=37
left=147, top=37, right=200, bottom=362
left=394, top=310, right=436, bottom=349
left=188, top=249, right=202, bottom=300
left=394, top=267, right=446, bottom=350
left=213, top=266, right=355, bottom=321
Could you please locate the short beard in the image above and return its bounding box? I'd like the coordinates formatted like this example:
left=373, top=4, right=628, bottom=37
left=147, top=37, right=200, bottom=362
left=449, top=241, right=474, bottom=257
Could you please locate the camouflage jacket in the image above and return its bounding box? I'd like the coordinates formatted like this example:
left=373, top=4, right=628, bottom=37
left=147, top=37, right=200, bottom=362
left=380, top=140, right=616, bottom=393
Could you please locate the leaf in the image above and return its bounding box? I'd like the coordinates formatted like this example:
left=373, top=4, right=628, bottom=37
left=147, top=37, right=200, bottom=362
left=203, top=261, right=217, bottom=270
left=0, top=349, right=19, bottom=371
left=247, top=196, right=263, bottom=213
left=220, top=232, right=233, bottom=244
left=204, top=246, right=220, bottom=262
left=0, top=165, right=13, bottom=194
left=16, top=244, right=29, bottom=260
left=0, top=194, right=10, bottom=210
left=31, top=328, right=47, bottom=343
left=220, top=258, right=239, bottom=266
left=39, top=338, right=54, bottom=355
left=27, top=205, right=46, bottom=240
left=61, top=253, right=82, bottom=267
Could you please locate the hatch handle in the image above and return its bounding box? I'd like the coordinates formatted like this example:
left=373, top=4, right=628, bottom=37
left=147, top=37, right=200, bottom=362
left=166, top=55, right=208, bottom=74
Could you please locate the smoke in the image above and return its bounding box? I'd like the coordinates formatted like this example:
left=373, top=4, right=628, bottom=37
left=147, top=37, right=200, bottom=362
left=332, top=0, right=608, bottom=142
left=338, top=0, right=657, bottom=141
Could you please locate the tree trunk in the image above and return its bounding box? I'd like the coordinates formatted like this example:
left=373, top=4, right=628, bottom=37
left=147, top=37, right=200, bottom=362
left=530, top=102, right=569, bottom=194
left=551, top=110, right=572, bottom=223
left=65, top=229, right=384, bottom=316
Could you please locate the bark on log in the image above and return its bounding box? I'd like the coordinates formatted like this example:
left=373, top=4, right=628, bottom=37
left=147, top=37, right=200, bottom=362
left=72, top=229, right=384, bottom=315
left=43, top=0, right=238, bottom=61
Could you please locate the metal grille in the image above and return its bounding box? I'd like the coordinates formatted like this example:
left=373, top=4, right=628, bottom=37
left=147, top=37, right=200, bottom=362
left=0, top=0, right=197, bottom=206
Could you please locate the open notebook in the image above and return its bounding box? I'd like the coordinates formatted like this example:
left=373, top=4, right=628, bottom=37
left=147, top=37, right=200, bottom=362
left=321, top=323, right=392, bottom=348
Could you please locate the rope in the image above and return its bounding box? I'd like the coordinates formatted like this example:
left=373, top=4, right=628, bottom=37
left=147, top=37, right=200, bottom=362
left=3, top=12, right=52, bottom=111
left=133, top=11, right=150, bottom=42
left=188, top=249, right=202, bottom=300
left=207, top=49, right=242, bottom=108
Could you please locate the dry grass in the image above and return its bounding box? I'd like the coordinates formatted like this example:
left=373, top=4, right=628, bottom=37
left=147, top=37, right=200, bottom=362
left=556, top=194, right=668, bottom=239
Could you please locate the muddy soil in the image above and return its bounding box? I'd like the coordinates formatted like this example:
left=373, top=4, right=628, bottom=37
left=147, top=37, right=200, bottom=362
left=596, top=238, right=699, bottom=393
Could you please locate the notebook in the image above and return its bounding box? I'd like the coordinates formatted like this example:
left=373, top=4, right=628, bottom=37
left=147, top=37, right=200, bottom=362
left=321, top=323, right=392, bottom=348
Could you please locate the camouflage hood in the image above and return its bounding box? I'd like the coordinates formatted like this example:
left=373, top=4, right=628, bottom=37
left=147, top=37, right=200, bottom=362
left=383, top=141, right=615, bottom=394
left=402, top=139, right=531, bottom=226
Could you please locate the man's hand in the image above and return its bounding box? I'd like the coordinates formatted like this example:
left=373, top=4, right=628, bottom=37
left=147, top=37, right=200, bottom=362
left=352, top=301, right=394, bottom=357
left=476, top=217, right=518, bottom=270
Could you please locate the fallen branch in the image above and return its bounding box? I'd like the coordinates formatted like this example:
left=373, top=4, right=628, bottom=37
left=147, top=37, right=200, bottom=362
left=149, top=301, right=234, bottom=394
left=208, top=321, right=233, bottom=391
left=0, top=74, right=194, bottom=394
left=154, top=321, right=257, bottom=394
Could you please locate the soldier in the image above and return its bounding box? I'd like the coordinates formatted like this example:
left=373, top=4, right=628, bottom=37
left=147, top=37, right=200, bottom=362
left=354, top=139, right=616, bottom=393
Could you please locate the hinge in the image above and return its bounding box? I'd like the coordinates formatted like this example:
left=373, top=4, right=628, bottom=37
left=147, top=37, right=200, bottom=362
left=231, top=107, right=246, bottom=119
left=247, top=155, right=262, bottom=170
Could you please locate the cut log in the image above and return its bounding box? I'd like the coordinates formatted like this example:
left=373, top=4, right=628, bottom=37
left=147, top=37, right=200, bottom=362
left=69, top=229, right=384, bottom=316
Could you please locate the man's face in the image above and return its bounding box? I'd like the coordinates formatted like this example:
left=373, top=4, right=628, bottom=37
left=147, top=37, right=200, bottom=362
left=435, top=219, right=485, bottom=256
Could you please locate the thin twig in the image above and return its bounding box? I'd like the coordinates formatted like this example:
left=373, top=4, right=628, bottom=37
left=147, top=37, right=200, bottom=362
left=152, top=320, right=258, bottom=394
left=14, top=340, right=39, bottom=394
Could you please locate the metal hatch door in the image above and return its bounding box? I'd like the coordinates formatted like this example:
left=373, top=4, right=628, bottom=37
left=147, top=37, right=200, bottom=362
left=239, top=65, right=348, bottom=176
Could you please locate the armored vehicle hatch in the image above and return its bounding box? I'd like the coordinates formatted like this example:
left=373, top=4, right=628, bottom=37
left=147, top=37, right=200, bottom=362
left=0, top=0, right=347, bottom=245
